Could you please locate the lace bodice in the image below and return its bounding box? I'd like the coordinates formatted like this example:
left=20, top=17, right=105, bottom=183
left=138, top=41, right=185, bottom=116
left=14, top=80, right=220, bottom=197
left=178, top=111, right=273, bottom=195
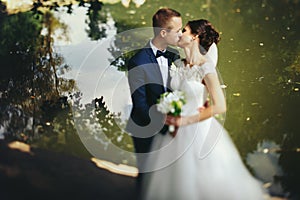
left=170, top=60, right=217, bottom=116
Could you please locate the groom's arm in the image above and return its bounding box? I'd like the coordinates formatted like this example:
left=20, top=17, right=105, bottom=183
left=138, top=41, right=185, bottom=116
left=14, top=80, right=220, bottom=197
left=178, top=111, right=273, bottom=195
left=128, top=59, right=151, bottom=126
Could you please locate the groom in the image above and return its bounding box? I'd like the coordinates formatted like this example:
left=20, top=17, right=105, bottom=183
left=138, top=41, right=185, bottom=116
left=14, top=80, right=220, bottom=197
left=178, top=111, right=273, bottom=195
left=126, top=7, right=182, bottom=187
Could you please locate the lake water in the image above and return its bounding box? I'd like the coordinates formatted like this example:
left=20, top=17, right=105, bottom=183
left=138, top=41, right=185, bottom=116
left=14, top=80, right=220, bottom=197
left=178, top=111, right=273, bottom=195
left=1, top=0, right=300, bottom=198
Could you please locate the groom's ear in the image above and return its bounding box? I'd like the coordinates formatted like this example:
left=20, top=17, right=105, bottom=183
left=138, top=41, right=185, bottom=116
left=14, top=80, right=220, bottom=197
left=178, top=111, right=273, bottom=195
left=160, top=29, right=168, bottom=38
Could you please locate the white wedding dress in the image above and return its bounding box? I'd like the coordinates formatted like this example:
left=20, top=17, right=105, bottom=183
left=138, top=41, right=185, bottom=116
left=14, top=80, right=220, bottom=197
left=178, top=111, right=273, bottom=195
left=139, top=44, right=269, bottom=200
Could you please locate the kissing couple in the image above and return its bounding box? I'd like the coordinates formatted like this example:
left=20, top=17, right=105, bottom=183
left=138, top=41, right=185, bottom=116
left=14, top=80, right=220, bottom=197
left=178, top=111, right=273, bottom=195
left=126, top=7, right=269, bottom=200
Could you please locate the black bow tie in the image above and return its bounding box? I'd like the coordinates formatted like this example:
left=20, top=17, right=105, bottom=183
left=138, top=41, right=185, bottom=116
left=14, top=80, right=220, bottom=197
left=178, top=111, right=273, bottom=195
left=156, top=50, right=170, bottom=59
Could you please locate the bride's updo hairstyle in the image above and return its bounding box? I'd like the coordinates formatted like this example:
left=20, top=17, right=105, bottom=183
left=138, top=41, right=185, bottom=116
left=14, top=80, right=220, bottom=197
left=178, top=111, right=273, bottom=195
left=187, top=19, right=220, bottom=54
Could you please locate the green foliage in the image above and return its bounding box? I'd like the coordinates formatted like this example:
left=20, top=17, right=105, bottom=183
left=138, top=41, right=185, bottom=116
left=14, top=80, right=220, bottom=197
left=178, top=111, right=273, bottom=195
left=85, top=0, right=107, bottom=40
left=30, top=0, right=108, bottom=41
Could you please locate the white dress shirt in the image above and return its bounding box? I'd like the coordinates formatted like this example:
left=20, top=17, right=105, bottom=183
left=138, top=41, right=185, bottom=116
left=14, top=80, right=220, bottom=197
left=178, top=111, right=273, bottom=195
left=150, top=40, right=169, bottom=90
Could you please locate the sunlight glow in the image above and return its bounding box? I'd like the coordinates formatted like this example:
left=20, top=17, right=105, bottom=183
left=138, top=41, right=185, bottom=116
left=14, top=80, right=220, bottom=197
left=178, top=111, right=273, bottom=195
left=8, top=141, right=31, bottom=153
left=91, top=157, right=138, bottom=177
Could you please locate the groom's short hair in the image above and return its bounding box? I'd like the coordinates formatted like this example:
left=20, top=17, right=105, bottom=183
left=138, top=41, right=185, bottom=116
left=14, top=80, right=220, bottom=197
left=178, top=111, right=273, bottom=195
left=152, top=8, right=181, bottom=36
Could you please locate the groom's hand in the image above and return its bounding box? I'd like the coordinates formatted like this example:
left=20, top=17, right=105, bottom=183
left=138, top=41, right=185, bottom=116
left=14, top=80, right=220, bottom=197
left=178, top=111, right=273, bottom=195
left=198, top=100, right=209, bottom=113
left=204, top=100, right=210, bottom=108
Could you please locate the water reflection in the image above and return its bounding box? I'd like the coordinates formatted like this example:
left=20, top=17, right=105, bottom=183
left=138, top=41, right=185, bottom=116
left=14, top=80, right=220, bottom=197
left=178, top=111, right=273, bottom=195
left=247, top=140, right=285, bottom=196
left=0, top=0, right=300, bottom=198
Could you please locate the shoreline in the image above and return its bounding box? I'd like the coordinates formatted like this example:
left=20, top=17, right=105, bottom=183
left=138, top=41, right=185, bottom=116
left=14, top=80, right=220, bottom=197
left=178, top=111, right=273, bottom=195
left=0, top=140, right=290, bottom=200
left=0, top=140, right=137, bottom=200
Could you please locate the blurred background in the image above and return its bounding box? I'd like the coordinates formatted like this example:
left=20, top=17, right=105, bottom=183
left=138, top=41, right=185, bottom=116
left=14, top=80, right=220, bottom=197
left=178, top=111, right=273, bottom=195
left=0, top=0, right=299, bottom=199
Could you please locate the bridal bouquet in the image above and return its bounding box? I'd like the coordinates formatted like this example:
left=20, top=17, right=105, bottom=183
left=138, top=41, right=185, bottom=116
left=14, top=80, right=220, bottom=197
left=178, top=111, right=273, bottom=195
left=157, top=90, right=186, bottom=132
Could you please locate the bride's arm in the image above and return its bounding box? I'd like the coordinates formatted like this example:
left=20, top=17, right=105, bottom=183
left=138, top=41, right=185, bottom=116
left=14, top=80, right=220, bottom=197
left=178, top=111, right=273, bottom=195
left=166, top=73, right=226, bottom=126
left=197, top=73, right=226, bottom=121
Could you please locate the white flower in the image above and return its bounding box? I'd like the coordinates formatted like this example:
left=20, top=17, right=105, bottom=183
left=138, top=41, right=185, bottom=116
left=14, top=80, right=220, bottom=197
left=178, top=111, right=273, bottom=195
left=157, top=90, right=186, bottom=115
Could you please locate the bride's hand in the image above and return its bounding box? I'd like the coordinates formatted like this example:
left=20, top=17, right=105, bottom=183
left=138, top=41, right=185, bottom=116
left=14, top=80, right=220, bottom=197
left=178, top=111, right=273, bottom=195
left=165, top=115, right=191, bottom=127
left=165, top=115, right=182, bottom=127
left=165, top=115, right=181, bottom=137
left=169, top=126, right=179, bottom=137
left=166, top=112, right=201, bottom=128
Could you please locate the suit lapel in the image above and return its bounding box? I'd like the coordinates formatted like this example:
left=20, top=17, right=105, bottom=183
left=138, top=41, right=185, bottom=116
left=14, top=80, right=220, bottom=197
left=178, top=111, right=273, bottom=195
left=144, top=45, right=165, bottom=90
left=144, top=42, right=179, bottom=92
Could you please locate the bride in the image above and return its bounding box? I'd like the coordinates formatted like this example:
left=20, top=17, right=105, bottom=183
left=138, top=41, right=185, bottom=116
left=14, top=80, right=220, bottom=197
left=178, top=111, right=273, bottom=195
left=139, top=19, right=269, bottom=200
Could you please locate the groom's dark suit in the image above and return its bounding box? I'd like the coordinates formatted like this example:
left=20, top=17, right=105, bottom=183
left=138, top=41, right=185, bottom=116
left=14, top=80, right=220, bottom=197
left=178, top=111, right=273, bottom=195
left=126, top=41, right=180, bottom=154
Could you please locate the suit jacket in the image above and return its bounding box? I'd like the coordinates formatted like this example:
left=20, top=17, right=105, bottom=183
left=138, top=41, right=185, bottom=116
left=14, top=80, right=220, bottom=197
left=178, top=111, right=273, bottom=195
left=126, top=41, right=180, bottom=153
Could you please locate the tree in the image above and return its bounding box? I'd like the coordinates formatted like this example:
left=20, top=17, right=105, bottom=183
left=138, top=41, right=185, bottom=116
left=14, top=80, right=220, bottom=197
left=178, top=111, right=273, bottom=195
left=0, top=4, right=75, bottom=141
